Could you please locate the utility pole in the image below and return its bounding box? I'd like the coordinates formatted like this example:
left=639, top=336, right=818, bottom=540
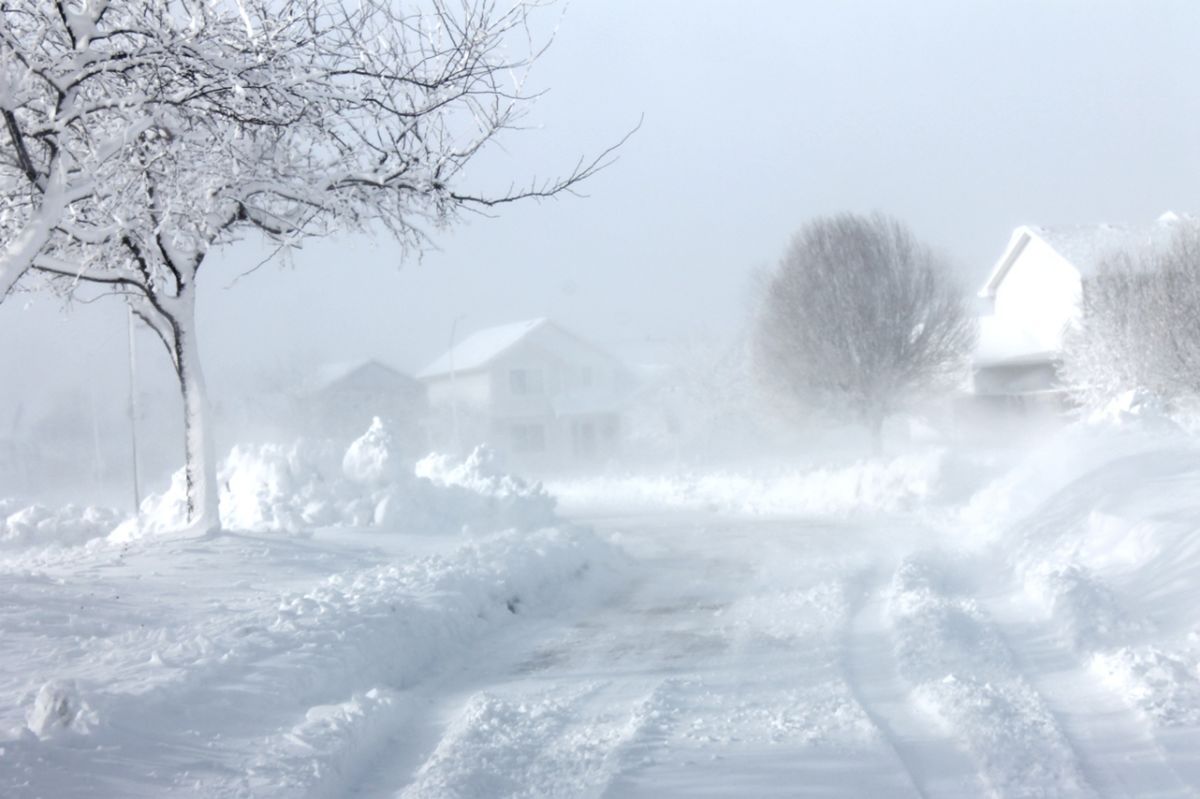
left=449, top=314, right=466, bottom=454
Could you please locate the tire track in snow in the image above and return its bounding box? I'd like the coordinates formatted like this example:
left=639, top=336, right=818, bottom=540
left=985, top=598, right=1197, bottom=798
left=843, top=570, right=985, bottom=799
left=883, top=554, right=1101, bottom=799
left=395, top=680, right=672, bottom=799
left=988, top=557, right=1200, bottom=796
left=369, top=518, right=915, bottom=798
left=0, top=528, right=628, bottom=799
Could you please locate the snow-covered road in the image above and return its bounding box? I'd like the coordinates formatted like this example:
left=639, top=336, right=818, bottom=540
left=8, top=433, right=1200, bottom=798
left=347, top=508, right=1200, bottom=798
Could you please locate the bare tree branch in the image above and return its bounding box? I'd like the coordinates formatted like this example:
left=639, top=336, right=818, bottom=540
left=752, top=212, right=975, bottom=449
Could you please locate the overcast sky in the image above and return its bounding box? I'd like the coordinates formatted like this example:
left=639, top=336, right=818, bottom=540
left=3, top=0, right=1199, bottom=423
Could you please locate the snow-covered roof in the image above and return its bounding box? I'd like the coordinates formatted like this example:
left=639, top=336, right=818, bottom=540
left=308, top=359, right=414, bottom=393
left=980, top=211, right=1197, bottom=298
left=417, top=318, right=548, bottom=379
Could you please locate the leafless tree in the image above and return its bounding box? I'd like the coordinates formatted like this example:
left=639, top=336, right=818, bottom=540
left=1, top=0, right=629, bottom=531
left=1062, top=225, right=1200, bottom=407
left=752, top=213, right=974, bottom=451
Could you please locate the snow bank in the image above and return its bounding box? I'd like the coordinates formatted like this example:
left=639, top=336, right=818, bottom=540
left=957, top=416, right=1191, bottom=549
left=962, top=419, right=1200, bottom=639
left=116, top=418, right=556, bottom=538
left=236, top=526, right=627, bottom=799
left=0, top=524, right=629, bottom=798
left=547, top=450, right=948, bottom=518
left=956, top=415, right=1200, bottom=733
left=0, top=500, right=125, bottom=549
left=413, top=445, right=556, bottom=529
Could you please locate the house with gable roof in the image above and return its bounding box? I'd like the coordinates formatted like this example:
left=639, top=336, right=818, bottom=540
left=417, top=318, right=634, bottom=466
left=301, top=359, right=427, bottom=444
left=973, top=212, right=1195, bottom=409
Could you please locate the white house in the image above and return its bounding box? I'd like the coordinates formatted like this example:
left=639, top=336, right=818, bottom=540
left=973, top=212, right=1192, bottom=409
left=416, top=319, right=634, bottom=467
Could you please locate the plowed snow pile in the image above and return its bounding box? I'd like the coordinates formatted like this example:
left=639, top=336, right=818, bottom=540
left=1, top=420, right=555, bottom=554
left=0, top=500, right=123, bottom=549
left=1, top=421, right=555, bottom=554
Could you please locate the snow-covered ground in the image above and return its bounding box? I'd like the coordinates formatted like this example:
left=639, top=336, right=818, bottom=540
left=5, top=415, right=1200, bottom=797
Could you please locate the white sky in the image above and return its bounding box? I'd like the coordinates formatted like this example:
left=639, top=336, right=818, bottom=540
left=3, top=0, right=1199, bottom=423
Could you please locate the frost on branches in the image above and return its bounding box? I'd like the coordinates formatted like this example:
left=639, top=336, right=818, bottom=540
left=1062, top=225, right=1200, bottom=410
left=752, top=213, right=974, bottom=451
left=0, top=1, right=625, bottom=532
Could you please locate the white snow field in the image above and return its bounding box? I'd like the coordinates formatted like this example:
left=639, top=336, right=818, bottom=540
left=6, top=416, right=1200, bottom=797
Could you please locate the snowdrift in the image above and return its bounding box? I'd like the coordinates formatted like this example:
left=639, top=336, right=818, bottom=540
left=0, top=525, right=629, bottom=797
left=953, top=405, right=1200, bottom=733
left=546, top=450, right=950, bottom=518
left=1, top=419, right=556, bottom=550
left=115, top=418, right=557, bottom=539
left=0, top=500, right=123, bottom=550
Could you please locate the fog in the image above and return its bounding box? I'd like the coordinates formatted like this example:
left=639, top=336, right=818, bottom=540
left=10, top=5, right=1200, bottom=793
left=3, top=0, right=1199, bottom=502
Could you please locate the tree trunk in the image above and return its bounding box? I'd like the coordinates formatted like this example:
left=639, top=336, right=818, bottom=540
left=172, top=291, right=220, bottom=534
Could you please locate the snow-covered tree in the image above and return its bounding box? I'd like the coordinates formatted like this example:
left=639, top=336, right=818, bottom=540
left=1062, top=225, right=1200, bottom=407
left=752, top=212, right=974, bottom=451
left=2, top=0, right=624, bottom=532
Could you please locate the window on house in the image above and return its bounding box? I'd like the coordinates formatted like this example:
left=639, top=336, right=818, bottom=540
left=509, top=368, right=543, bottom=395
left=511, top=423, right=546, bottom=453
